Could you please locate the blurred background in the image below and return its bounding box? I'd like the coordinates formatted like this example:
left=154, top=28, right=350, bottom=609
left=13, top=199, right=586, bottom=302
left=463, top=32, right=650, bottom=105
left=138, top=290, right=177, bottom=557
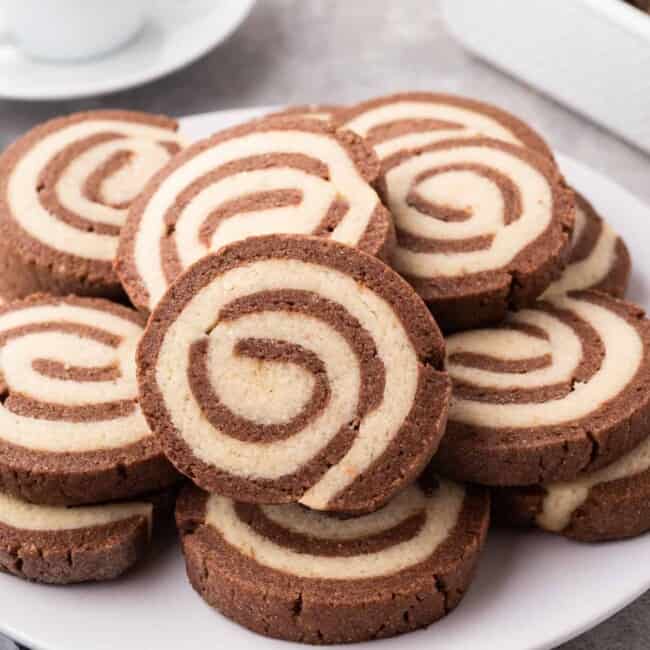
left=0, top=2, right=649, bottom=648
left=1, top=0, right=649, bottom=206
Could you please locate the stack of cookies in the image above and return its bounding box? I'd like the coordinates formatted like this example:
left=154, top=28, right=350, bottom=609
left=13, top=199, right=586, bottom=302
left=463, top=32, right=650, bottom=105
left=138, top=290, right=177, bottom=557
left=0, top=111, right=183, bottom=583
left=0, top=93, right=648, bottom=644
left=337, top=95, right=649, bottom=542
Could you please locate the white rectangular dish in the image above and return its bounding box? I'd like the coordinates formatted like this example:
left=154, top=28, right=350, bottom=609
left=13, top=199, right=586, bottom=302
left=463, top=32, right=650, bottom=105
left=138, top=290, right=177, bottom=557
left=441, top=0, right=650, bottom=154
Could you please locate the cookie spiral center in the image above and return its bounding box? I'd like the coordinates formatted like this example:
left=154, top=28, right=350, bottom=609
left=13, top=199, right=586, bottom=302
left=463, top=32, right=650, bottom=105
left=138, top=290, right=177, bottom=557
left=0, top=302, right=149, bottom=452
left=447, top=294, right=643, bottom=428
left=7, top=119, right=183, bottom=261
left=154, top=258, right=419, bottom=509
left=385, top=143, right=552, bottom=278
left=134, top=129, right=380, bottom=309
left=189, top=312, right=347, bottom=443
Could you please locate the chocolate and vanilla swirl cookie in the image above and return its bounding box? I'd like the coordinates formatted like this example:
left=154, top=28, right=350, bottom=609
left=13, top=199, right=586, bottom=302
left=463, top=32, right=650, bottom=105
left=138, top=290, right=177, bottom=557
left=0, top=487, right=174, bottom=584
left=0, top=110, right=184, bottom=302
left=378, top=138, right=573, bottom=331
left=0, top=295, right=178, bottom=506
left=338, top=92, right=554, bottom=160
left=117, top=116, right=393, bottom=313
left=339, top=93, right=573, bottom=331
left=542, top=192, right=630, bottom=298
left=138, top=235, right=451, bottom=513
left=434, top=291, right=650, bottom=486
left=177, top=477, right=489, bottom=643
left=493, top=433, right=650, bottom=542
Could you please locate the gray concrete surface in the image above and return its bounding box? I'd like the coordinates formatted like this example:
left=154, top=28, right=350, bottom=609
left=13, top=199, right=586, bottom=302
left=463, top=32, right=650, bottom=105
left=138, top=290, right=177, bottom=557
left=1, top=2, right=649, bottom=648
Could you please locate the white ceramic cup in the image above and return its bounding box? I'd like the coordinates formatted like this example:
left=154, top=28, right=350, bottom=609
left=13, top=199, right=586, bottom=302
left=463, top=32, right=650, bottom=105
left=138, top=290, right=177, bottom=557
left=0, top=0, right=151, bottom=61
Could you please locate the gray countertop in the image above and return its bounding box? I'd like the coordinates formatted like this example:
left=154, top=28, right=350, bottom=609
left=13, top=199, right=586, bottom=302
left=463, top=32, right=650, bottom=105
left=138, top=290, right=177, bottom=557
left=1, top=2, right=649, bottom=648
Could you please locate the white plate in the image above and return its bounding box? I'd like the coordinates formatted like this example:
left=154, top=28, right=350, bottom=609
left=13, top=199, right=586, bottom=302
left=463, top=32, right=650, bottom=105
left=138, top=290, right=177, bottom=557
left=1, top=107, right=649, bottom=650
left=0, top=1, right=255, bottom=101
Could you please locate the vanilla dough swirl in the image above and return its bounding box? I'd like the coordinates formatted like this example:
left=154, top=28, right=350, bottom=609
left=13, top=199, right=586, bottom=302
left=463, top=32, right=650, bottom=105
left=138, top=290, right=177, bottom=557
left=205, top=481, right=464, bottom=580
left=0, top=295, right=178, bottom=505
left=0, top=110, right=185, bottom=300
left=339, top=92, right=553, bottom=159
left=435, top=291, right=650, bottom=485
left=177, top=477, right=490, bottom=643
left=117, top=116, right=393, bottom=313
left=338, top=93, right=571, bottom=331
left=493, top=433, right=650, bottom=542
left=0, top=489, right=171, bottom=584
left=138, top=235, right=450, bottom=514
left=542, top=192, right=630, bottom=298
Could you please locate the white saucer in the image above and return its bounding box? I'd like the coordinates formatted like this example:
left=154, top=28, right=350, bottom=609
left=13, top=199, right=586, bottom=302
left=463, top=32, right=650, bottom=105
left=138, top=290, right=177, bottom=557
left=0, top=0, right=255, bottom=101
left=0, top=106, right=648, bottom=650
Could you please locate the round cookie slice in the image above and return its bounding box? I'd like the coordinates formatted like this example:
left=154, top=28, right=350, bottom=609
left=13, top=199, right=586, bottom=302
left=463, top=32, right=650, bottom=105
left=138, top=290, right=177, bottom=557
left=379, top=137, right=573, bottom=331
left=117, top=116, right=394, bottom=313
left=0, top=295, right=178, bottom=506
left=0, top=110, right=185, bottom=302
left=176, top=476, right=490, bottom=644
left=338, top=93, right=571, bottom=331
left=337, top=91, right=554, bottom=161
left=137, top=235, right=451, bottom=514
left=0, top=487, right=174, bottom=584
left=493, top=433, right=650, bottom=542
left=434, top=291, right=650, bottom=486
left=542, top=191, right=630, bottom=298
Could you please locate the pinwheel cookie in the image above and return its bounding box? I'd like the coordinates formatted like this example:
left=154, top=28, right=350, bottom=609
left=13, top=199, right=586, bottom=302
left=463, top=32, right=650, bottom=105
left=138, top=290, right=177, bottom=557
left=542, top=191, right=630, bottom=298
left=117, top=116, right=394, bottom=313
left=434, top=291, right=650, bottom=485
left=137, top=235, right=451, bottom=514
left=338, top=92, right=554, bottom=160
left=176, top=476, right=489, bottom=643
left=339, top=93, right=574, bottom=331
left=0, top=487, right=175, bottom=584
left=493, top=433, right=650, bottom=542
left=0, top=110, right=185, bottom=301
left=0, top=295, right=178, bottom=506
